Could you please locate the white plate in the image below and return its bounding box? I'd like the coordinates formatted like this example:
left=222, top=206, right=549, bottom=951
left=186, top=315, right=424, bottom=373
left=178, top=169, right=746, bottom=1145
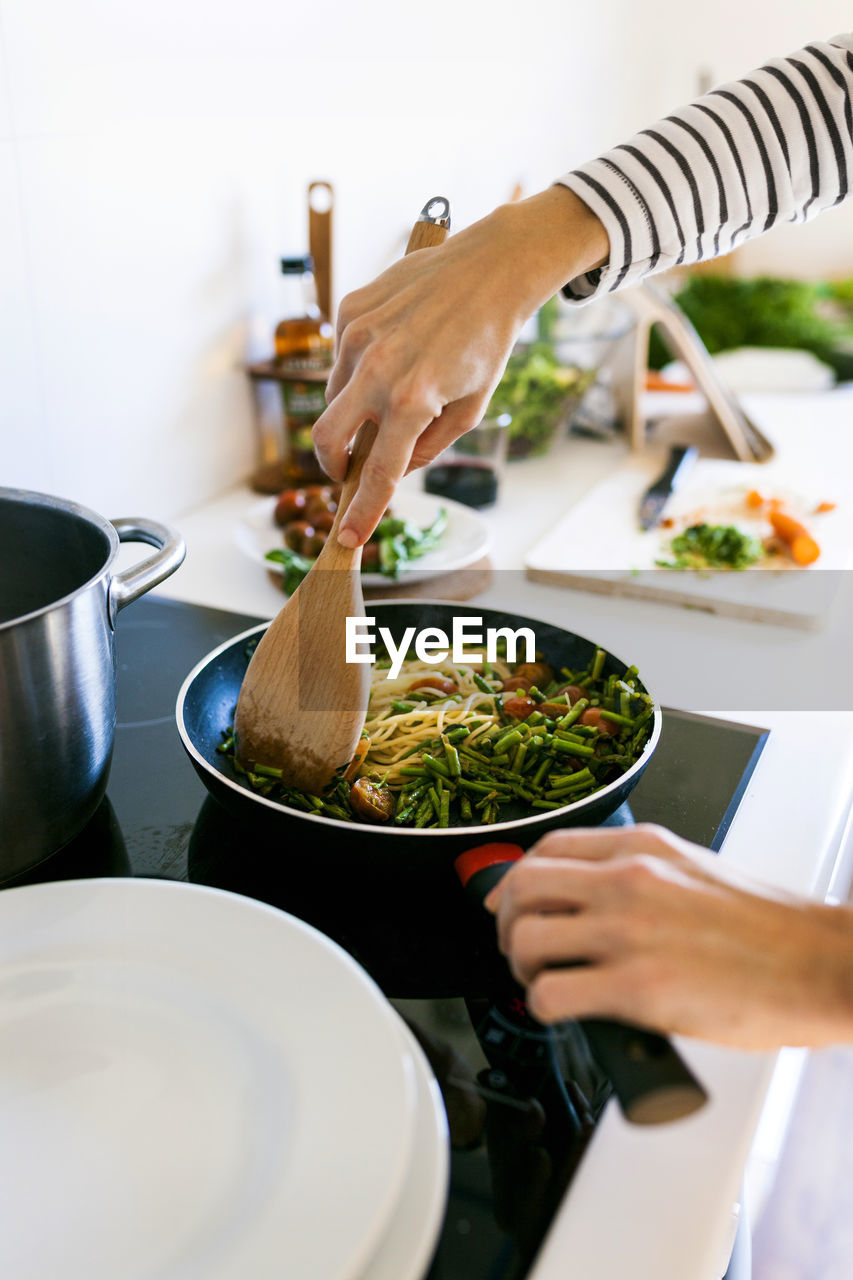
left=0, top=878, right=417, bottom=1280
left=362, top=1017, right=449, bottom=1280
left=235, top=491, right=491, bottom=589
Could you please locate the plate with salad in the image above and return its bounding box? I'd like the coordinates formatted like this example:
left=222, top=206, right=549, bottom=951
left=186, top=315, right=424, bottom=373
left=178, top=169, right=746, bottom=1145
left=235, top=486, right=491, bottom=594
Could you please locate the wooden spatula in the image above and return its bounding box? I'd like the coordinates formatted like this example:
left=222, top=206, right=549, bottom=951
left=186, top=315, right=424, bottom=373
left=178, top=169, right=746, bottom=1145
left=308, top=180, right=334, bottom=322
left=233, top=198, right=451, bottom=794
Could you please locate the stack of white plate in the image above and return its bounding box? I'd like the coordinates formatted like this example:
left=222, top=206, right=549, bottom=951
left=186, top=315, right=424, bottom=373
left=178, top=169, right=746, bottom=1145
left=0, top=878, right=449, bottom=1280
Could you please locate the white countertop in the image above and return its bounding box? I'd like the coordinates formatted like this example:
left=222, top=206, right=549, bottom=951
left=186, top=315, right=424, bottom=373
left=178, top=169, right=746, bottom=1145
left=156, top=389, right=853, bottom=1280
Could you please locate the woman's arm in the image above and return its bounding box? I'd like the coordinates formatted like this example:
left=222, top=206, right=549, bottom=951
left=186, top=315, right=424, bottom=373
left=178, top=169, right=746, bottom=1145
left=559, top=32, right=853, bottom=300
left=484, top=824, right=853, bottom=1050
left=313, top=32, right=853, bottom=545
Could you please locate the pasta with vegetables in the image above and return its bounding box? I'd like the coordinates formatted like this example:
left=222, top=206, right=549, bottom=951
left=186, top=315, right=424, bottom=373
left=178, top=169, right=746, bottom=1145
left=221, top=644, right=655, bottom=829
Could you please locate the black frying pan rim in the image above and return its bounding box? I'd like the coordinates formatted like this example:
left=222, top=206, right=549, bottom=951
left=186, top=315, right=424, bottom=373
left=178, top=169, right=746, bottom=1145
left=176, top=605, right=662, bottom=839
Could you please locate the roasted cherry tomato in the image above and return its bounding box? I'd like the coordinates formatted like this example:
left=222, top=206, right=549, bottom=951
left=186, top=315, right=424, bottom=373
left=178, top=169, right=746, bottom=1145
left=304, top=495, right=338, bottom=522
left=409, top=675, right=457, bottom=696
left=309, top=509, right=336, bottom=533
left=350, top=777, right=395, bottom=823
left=274, top=489, right=307, bottom=525
left=580, top=707, right=620, bottom=736
left=501, top=676, right=532, bottom=693
left=513, top=662, right=554, bottom=687
left=283, top=520, right=315, bottom=550
left=302, top=484, right=334, bottom=502
left=503, top=696, right=535, bottom=721
left=300, top=529, right=328, bottom=557
left=554, top=684, right=588, bottom=704
left=537, top=701, right=574, bottom=719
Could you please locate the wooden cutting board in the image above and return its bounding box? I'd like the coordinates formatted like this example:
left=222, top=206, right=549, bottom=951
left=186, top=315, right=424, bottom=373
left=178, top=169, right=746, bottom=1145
left=525, top=451, right=851, bottom=630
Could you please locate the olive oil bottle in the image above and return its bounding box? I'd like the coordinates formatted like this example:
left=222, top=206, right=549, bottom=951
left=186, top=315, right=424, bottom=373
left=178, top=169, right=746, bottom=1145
left=275, top=255, right=334, bottom=482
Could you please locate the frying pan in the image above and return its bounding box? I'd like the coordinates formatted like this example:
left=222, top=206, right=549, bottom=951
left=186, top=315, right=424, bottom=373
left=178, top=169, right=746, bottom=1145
left=177, top=600, right=661, bottom=863
left=177, top=600, right=706, bottom=1123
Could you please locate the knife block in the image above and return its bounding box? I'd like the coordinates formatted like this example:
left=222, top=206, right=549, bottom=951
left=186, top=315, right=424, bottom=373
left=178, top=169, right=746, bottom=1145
left=608, top=281, right=775, bottom=463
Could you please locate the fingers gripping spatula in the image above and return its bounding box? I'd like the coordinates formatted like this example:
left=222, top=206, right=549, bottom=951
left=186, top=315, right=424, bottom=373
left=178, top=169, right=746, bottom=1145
left=234, top=198, right=451, bottom=794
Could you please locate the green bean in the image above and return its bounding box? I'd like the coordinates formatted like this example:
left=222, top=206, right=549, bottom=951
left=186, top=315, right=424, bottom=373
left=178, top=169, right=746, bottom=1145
left=414, top=798, right=434, bottom=828
left=391, top=701, right=418, bottom=714
left=556, top=699, right=589, bottom=730
left=253, top=763, right=284, bottom=779
left=399, top=765, right=429, bottom=778
left=459, top=795, right=473, bottom=821
left=531, top=758, right=551, bottom=789
left=321, top=803, right=352, bottom=821
left=551, top=738, right=594, bottom=756
left=439, top=790, right=450, bottom=828
left=422, top=753, right=451, bottom=780
left=473, top=673, right=496, bottom=694
left=510, top=785, right=537, bottom=802
left=442, top=741, right=462, bottom=777
left=531, top=799, right=565, bottom=810
left=553, top=737, right=596, bottom=758
left=458, top=778, right=510, bottom=796
left=549, top=768, right=594, bottom=788
left=511, top=743, right=527, bottom=774
left=494, top=728, right=523, bottom=755
left=591, top=648, right=606, bottom=681
left=444, top=725, right=471, bottom=744
left=597, top=709, right=634, bottom=727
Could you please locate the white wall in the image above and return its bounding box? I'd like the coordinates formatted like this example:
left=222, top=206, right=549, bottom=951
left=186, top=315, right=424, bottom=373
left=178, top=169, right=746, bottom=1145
left=2, top=1, right=851, bottom=520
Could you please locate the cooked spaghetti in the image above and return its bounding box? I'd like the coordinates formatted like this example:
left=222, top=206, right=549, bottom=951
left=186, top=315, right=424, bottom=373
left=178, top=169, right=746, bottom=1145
left=362, top=657, right=512, bottom=785
left=221, top=645, right=655, bottom=830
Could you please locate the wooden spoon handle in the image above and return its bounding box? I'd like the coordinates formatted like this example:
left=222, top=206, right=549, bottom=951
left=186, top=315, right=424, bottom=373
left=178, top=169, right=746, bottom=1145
left=323, top=419, right=380, bottom=558
left=318, top=198, right=451, bottom=570
left=406, top=217, right=450, bottom=253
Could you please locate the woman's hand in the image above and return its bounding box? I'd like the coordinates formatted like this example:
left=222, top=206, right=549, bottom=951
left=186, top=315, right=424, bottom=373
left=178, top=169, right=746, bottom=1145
left=485, top=824, right=853, bottom=1050
left=312, top=186, right=609, bottom=546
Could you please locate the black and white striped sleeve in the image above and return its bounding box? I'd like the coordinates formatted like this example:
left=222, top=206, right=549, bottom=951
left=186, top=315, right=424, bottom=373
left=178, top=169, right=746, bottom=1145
left=558, top=32, right=853, bottom=301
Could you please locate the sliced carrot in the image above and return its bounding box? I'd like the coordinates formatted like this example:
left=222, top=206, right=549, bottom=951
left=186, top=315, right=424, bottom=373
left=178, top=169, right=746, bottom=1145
left=768, top=511, right=821, bottom=566
left=645, top=370, right=694, bottom=392
left=745, top=489, right=765, bottom=509
left=815, top=501, right=837, bottom=514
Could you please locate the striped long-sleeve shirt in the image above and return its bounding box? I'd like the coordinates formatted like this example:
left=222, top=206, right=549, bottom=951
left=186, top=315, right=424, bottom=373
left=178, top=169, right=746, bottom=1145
left=558, top=32, right=853, bottom=301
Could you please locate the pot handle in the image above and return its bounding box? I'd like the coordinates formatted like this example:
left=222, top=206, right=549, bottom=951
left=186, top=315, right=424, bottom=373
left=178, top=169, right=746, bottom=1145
left=108, top=516, right=187, bottom=621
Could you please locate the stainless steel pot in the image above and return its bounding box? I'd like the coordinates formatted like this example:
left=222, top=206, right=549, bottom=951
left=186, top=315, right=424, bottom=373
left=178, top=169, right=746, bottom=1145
left=0, top=488, right=186, bottom=878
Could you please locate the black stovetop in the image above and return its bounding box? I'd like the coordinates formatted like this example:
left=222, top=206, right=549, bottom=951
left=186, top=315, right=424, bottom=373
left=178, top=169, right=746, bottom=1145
left=11, top=596, right=769, bottom=1280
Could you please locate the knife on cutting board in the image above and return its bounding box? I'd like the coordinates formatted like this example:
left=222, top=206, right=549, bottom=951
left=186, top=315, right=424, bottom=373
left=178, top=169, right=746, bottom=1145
left=638, top=444, right=699, bottom=530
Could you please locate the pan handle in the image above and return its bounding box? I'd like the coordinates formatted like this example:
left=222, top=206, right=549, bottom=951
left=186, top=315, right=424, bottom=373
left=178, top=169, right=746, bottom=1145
left=455, top=844, right=708, bottom=1126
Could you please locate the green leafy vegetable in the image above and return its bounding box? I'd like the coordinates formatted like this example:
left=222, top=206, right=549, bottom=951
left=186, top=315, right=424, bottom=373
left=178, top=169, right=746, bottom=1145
left=648, top=275, right=853, bottom=379
left=487, top=342, right=594, bottom=458
left=374, top=507, right=447, bottom=577
left=264, top=547, right=313, bottom=595
left=265, top=506, right=447, bottom=592
left=656, top=523, right=765, bottom=570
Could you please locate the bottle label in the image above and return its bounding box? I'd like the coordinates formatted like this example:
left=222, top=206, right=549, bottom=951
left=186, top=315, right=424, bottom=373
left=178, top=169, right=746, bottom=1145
left=281, top=380, right=327, bottom=419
